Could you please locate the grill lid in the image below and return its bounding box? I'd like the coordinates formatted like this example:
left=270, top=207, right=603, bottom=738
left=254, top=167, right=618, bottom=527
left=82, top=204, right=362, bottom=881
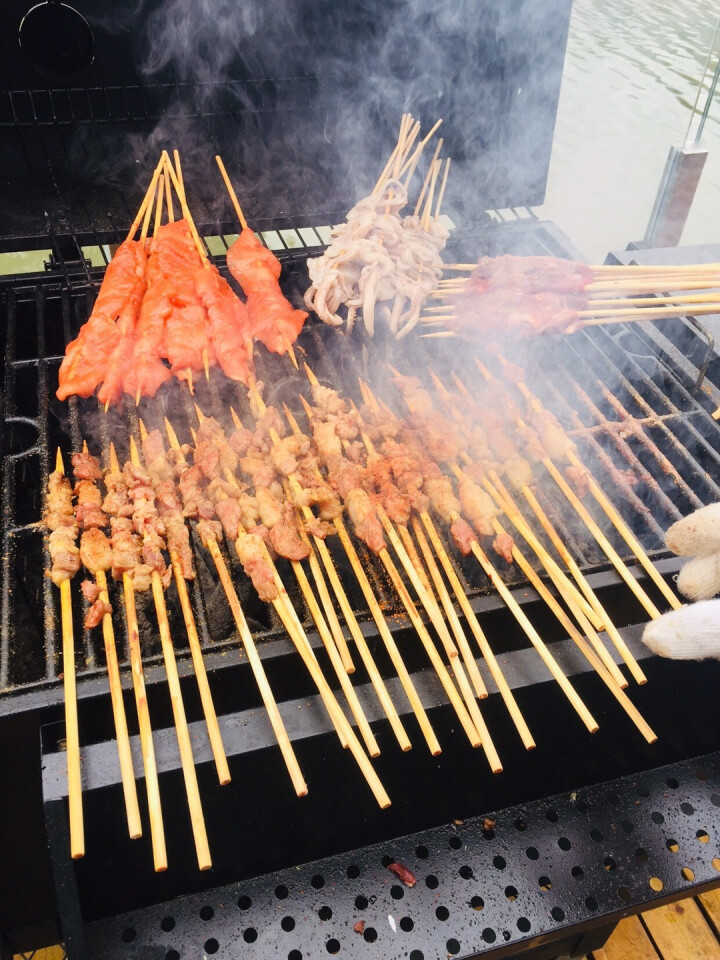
left=0, top=0, right=572, bottom=250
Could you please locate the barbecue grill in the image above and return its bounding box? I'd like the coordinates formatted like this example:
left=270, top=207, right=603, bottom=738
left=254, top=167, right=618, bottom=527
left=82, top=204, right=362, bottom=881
left=2, top=1, right=720, bottom=958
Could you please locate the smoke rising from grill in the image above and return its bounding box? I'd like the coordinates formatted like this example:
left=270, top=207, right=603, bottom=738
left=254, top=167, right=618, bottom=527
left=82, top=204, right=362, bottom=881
left=77, top=0, right=570, bottom=228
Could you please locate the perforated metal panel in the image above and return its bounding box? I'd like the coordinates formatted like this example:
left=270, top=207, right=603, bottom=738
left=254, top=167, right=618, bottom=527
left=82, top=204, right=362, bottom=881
left=84, top=754, right=720, bottom=960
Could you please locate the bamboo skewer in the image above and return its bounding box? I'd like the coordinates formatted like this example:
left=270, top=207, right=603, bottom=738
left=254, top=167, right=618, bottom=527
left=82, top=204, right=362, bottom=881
left=283, top=405, right=441, bottom=756
left=184, top=423, right=390, bottom=804
left=501, top=364, right=680, bottom=614
left=95, top=568, right=142, bottom=838
left=56, top=452, right=84, bottom=859
left=344, top=407, right=500, bottom=770
left=298, top=390, right=481, bottom=751
left=479, top=469, right=634, bottom=687
left=430, top=369, right=605, bottom=634
left=162, top=420, right=307, bottom=796
left=137, top=422, right=230, bottom=785
left=127, top=438, right=211, bottom=871
left=197, top=409, right=379, bottom=757
left=357, top=382, right=489, bottom=699
left=242, top=400, right=412, bottom=752
left=255, top=548, right=390, bottom=806
left=488, top=515, right=656, bottom=742
left=463, top=519, right=598, bottom=732
left=406, top=521, right=487, bottom=698
left=372, top=382, right=598, bottom=732
left=416, top=514, right=535, bottom=750
left=79, top=440, right=142, bottom=837
left=107, top=444, right=166, bottom=871
left=215, top=157, right=298, bottom=369
left=126, top=156, right=167, bottom=242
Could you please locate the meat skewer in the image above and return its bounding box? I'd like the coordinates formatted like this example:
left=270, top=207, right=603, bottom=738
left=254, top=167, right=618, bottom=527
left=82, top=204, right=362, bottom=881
left=296, top=380, right=483, bottom=752
left=161, top=421, right=308, bottom=799
left=382, top=368, right=658, bottom=738
left=191, top=406, right=380, bottom=759
left=105, top=444, right=167, bottom=871
left=282, top=403, right=442, bottom=756
left=423, top=366, right=633, bottom=681
left=126, top=436, right=212, bottom=870
left=446, top=368, right=646, bottom=683
left=495, top=354, right=683, bottom=614
left=46, top=449, right=84, bottom=858
left=215, top=155, right=301, bottom=368
left=73, top=445, right=142, bottom=839
left=358, top=380, right=599, bottom=734
left=226, top=398, right=354, bottom=674
left=137, top=421, right=230, bottom=785
left=166, top=421, right=390, bottom=807
left=346, top=395, right=501, bottom=772
left=244, top=389, right=412, bottom=753
left=357, top=381, right=491, bottom=699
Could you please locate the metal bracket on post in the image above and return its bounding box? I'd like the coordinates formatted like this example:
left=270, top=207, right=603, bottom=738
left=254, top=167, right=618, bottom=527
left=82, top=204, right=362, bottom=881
left=644, top=144, right=708, bottom=247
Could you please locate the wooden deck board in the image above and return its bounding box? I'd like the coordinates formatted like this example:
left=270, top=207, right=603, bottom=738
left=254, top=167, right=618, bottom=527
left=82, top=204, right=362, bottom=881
left=591, top=914, right=661, bottom=960
left=641, top=898, right=720, bottom=960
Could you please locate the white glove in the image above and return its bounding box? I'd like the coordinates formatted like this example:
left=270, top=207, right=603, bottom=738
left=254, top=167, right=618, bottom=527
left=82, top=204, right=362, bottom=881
left=641, top=503, right=720, bottom=660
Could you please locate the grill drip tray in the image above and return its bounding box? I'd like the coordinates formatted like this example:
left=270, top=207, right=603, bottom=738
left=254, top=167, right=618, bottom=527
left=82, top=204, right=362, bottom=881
left=81, top=752, right=720, bottom=960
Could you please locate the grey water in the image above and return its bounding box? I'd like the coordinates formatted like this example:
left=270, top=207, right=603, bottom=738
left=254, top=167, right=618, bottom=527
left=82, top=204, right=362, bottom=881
left=536, top=0, right=720, bottom=262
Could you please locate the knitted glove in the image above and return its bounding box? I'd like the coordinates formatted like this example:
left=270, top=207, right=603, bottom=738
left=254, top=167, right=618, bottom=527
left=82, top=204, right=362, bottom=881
left=642, top=503, right=720, bottom=660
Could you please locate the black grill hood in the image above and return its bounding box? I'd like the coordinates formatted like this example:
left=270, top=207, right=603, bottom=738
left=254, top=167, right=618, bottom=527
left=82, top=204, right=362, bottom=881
left=0, top=0, right=572, bottom=250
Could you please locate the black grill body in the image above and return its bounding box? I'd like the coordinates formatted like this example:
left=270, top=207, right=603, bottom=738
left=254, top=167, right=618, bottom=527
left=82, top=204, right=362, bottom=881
left=2, top=0, right=720, bottom=955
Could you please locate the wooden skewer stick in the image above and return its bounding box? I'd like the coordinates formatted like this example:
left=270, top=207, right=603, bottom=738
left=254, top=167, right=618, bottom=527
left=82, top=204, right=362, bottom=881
left=504, top=368, right=680, bottom=614
left=55, top=450, right=84, bottom=859
left=215, top=155, right=248, bottom=230
left=349, top=412, right=500, bottom=769
left=172, top=149, right=186, bottom=204
left=434, top=158, right=451, bottom=220
left=578, top=303, right=720, bottom=323
left=197, top=409, right=379, bottom=758
left=244, top=399, right=412, bottom=752
left=422, top=159, right=442, bottom=232
left=262, top=557, right=391, bottom=807
left=139, top=172, right=159, bottom=244
left=161, top=151, right=208, bottom=264
left=479, top=468, right=633, bottom=688
left=400, top=118, right=443, bottom=187
left=298, top=395, right=481, bottom=751
left=80, top=440, right=142, bottom=837
left=137, top=421, right=230, bottom=784
left=489, top=515, right=656, bottom=742
left=283, top=404, right=440, bottom=756
left=521, top=483, right=647, bottom=678
left=439, top=370, right=605, bottom=634
left=414, top=138, right=443, bottom=217
left=372, top=116, right=406, bottom=196
left=128, top=437, right=211, bottom=870
left=404, top=521, right=487, bottom=699
left=416, top=514, right=536, bottom=750
left=461, top=513, right=598, bottom=732
left=95, top=568, right=143, bottom=838
left=569, top=449, right=682, bottom=611
left=108, top=444, right=166, bottom=871
left=212, top=538, right=311, bottom=790
left=126, top=156, right=167, bottom=242
left=163, top=421, right=307, bottom=795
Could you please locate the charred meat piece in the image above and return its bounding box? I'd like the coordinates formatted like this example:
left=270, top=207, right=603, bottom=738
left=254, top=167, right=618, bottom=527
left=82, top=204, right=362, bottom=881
left=71, top=451, right=102, bottom=481
left=492, top=532, right=515, bottom=564
left=79, top=527, right=112, bottom=572
left=450, top=516, right=477, bottom=556
left=346, top=488, right=386, bottom=554
left=236, top=533, right=278, bottom=601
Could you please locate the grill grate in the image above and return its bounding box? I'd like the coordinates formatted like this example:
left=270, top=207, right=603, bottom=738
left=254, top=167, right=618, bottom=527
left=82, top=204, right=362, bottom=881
left=4, top=226, right=719, bottom=699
